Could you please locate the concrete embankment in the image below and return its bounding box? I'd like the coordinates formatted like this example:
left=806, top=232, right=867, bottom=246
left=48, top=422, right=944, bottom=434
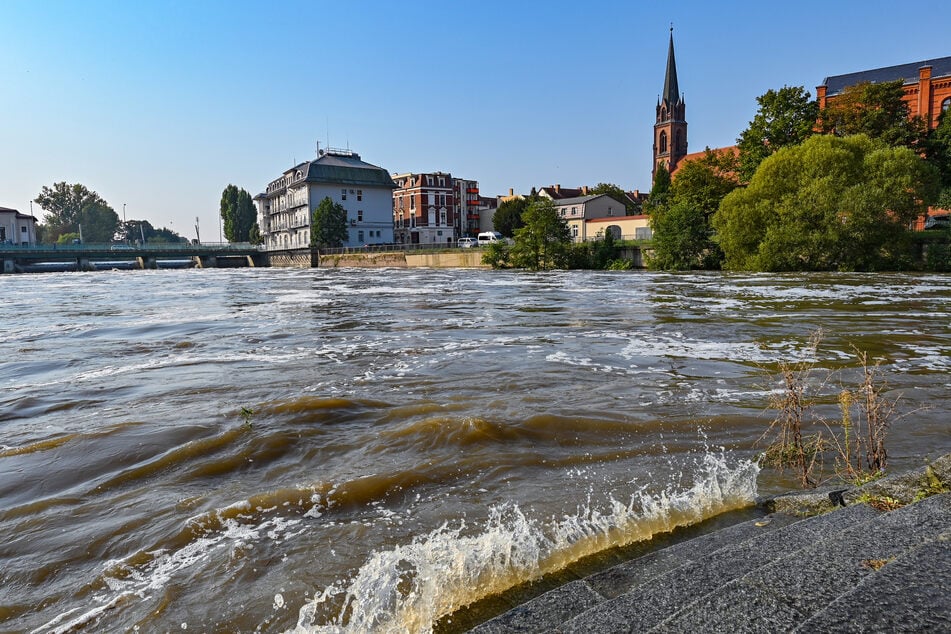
left=316, top=250, right=489, bottom=269
left=465, top=454, right=951, bottom=633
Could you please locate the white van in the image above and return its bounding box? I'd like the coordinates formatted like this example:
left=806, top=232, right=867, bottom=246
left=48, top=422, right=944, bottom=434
left=477, top=231, right=504, bottom=245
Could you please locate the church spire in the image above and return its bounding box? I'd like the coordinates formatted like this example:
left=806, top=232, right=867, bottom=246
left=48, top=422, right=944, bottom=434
left=662, top=26, right=680, bottom=107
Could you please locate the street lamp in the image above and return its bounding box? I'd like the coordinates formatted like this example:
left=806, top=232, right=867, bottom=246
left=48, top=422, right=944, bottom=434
left=123, top=203, right=126, bottom=223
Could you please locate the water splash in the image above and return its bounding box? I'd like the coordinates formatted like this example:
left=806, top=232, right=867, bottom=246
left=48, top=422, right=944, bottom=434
left=292, top=450, right=759, bottom=633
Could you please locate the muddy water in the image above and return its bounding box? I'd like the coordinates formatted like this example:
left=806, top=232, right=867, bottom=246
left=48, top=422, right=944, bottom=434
left=0, top=268, right=948, bottom=633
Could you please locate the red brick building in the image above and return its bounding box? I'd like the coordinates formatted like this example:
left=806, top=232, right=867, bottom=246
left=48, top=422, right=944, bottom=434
left=817, top=57, right=951, bottom=130
left=653, top=28, right=688, bottom=180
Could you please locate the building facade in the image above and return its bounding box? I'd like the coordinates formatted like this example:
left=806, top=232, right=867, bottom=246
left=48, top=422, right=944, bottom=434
left=254, top=149, right=396, bottom=251
left=653, top=29, right=687, bottom=180
left=0, top=207, right=38, bottom=245
left=391, top=172, right=460, bottom=245
left=552, top=194, right=628, bottom=241
left=817, top=56, right=951, bottom=131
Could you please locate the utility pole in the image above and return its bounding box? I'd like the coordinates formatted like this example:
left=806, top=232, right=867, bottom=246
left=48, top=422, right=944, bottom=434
left=195, top=216, right=201, bottom=244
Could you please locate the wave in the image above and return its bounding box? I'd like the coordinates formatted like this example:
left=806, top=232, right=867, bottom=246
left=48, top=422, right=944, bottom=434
left=291, top=450, right=759, bottom=633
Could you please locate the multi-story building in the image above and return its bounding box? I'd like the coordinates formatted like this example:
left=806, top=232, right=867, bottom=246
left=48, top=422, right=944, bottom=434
left=254, top=149, right=396, bottom=251
left=391, top=172, right=456, bottom=245
left=0, top=206, right=38, bottom=245
left=452, top=177, right=483, bottom=238
left=818, top=57, right=951, bottom=131
left=552, top=194, right=628, bottom=241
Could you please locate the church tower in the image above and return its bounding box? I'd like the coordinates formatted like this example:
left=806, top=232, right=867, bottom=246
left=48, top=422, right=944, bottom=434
left=653, top=28, right=687, bottom=180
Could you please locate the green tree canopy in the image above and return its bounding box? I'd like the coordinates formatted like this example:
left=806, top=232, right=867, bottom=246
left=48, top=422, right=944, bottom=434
left=646, top=162, right=672, bottom=213
left=819, top=80, right=927, bottom=150
left=648, top=150, right=737, bottom=270
left=311, top=196, right=349, bottom=248
left=508, top=198, right=572, bottom=270
left=77, top=201, right=120, bottom=243
left=34, top=182, right=110, bottom=239
left=737, top=85, right=819, bottom=182
left=714, top=134, right=939, bottom=271
left=220, top=185, right=256, bottom=242
left=492, top=197, right=529, bottom=237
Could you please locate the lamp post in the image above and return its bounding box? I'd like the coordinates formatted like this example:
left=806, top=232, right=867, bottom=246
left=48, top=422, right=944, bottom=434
left=123, top=203, right=126, bottom=223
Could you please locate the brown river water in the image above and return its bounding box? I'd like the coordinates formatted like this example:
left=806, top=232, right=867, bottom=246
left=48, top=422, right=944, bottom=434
left=0, top=268, right=948, bottom=633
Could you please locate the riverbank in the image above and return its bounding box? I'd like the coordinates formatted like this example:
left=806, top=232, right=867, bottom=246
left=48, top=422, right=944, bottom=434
left=461, top=454, right=951, bottom=633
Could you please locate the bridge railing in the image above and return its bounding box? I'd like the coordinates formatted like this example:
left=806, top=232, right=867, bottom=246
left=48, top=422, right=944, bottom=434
left=0, top=242, right=263, bottom=254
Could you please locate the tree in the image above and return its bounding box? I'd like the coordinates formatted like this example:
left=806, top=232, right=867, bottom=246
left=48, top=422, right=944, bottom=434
left=737, top=86, right=819, bottom=182
left=220, top=185, right=256, bottom=242
left=311, top=196, right=349, bottom=248
left=248, top=222, right=263, bottom=245
left=34, top=182, right=110, bottom=239
left=648, top=150, right=737, bottom=270
left=819, top=80, right=927, bottom=150
left=508, top=198, right=572, bottom=270
left=492, top=197, right=529, bottom=237
left=76, top=201, right=119, bottom=243
left=646, top=162, right=672, bottom=213
left=714, top=134, right=939, bottom=271
left=926, top=109, right=951, bottom=206
left=589, top=183, right=638, bottom=214
left=648, top=201, right=720, bottom=270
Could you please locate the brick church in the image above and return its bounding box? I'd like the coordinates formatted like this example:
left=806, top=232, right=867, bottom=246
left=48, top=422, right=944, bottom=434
left=652, top=28, right=688, bottom=180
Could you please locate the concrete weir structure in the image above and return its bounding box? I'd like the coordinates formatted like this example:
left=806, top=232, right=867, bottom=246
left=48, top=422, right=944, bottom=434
left=0, top=243, right=265, bottom=273
left=461, top=455, right=951, bottom=633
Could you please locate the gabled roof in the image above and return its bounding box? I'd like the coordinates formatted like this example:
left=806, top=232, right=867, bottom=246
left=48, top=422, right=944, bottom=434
left=821, top=56, right=951, bottom=96
left=552, top=194, right=624, bottom=207
left=538, top=186, right=585, bottom=200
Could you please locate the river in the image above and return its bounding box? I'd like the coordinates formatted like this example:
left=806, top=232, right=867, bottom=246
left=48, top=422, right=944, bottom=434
left=1, top=268, right=948, bottom=633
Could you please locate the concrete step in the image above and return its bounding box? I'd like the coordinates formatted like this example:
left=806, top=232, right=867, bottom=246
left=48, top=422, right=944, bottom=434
left=649, top=492, right=951, bottom=633
left=557, top=503, right=881, bottom=633
left=467, top=513, right=800, bottom=634
left=792, top=528, right=951, bottom=633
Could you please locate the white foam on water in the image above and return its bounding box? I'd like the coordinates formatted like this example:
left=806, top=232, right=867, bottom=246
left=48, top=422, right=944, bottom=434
left=290, top=451, right=759, bottom=634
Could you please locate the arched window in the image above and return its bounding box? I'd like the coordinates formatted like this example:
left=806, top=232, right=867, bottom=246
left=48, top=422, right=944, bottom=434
left=659, top=131, right=668, bottom=154
left=943, top=97, right=951, bottom=112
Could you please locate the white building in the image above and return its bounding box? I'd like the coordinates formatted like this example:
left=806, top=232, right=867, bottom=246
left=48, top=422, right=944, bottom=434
left=0, top=206, right=38, bottom=245
left=254, top=149, right=396, bottom=250
left=552, top=194, right=628, bottom=242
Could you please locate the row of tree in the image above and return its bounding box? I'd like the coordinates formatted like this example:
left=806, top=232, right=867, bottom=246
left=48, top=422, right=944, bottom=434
left=32, top=182, right=187, bottom=245
left=647, top=80, right=951, bottom=272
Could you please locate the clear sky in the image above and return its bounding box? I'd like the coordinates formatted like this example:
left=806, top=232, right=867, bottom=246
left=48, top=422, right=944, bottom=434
left=2, top=0, right=950, bottom=239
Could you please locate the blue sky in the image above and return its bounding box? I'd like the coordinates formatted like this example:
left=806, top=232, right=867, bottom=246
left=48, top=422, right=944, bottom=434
left=2, top=0, right=950, bottom=239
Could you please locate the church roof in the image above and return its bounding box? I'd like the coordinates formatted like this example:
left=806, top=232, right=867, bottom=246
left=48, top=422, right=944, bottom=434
left=821, top=56, right=951, bottom=96
left=662, top=30, right=681, bottom=106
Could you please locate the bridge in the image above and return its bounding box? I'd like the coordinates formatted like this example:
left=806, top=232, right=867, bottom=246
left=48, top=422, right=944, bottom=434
left=0, top=242, right=266, bottom=274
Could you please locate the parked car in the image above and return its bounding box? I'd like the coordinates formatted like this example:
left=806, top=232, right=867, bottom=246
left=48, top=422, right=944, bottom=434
left=457, top=237, right=477, bottom=248
left=924, top=214, right=950, bottom=230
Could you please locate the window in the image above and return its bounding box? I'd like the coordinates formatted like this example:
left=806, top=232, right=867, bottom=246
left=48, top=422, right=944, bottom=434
left=438, top=177, right=445, bottom=187
left=571, top=226, right=578, bottom=238
left=357, top=190, right=363, bottom=201
left=410, top=196, right=415, bottom=210
left=341, top=188, right=347, bottom=200
left=571, top=207, right=577, bottom=215
left=357, top=210, right=363, bottom=222
left=358, top=230, right=364, bottom=242
left=607, top=207, right=614, bottom=217
left=426, top=175, right=433, bottom=186
left=560, top=209, right=566, bottom=217
left=943, top=97, right=951, bottom=112
left=659, top=131, right=668, bottom=154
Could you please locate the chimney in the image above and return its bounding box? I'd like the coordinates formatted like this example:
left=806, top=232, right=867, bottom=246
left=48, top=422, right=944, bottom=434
left=509, top=188, right=514, bottom=196
left=582, top=185, right=589, bottom=195
left=555, top=184, right=561, bottom=193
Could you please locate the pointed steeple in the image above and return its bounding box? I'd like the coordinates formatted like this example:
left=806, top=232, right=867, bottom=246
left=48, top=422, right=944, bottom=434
left=662, top=27, right=680, bottom=107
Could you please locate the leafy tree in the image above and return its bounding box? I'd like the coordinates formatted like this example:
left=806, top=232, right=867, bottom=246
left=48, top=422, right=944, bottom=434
left=34, top=182, right=110, bottom=239
left=648, top=201, right=720, bottom=270
left=508, top=198, right=572, bottom=270
left=926, top=110, right=951, bottom=204
left=311, top=196, right=349, bottom=248
left=77, top=201, right=119, bottom=243
left=492, top=197, right=529, bottom=237
left=481, top=240, right=511, bottom=268
left=819, top=80, right=927, bottom=150
left=589, top=183, right=638, bottom=214
left=220, top=185, right=256, bottom=242
left=737, top=86, right=819, bottom=182
left=714, top=134, right=939, bottom=271
left=648, top=150, right=737, bottom=270
left=646, top=162, right=672, bottom=213
left=149, top=227, right=187, bottom=243
left=248, top=222, right=262, bottom=245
